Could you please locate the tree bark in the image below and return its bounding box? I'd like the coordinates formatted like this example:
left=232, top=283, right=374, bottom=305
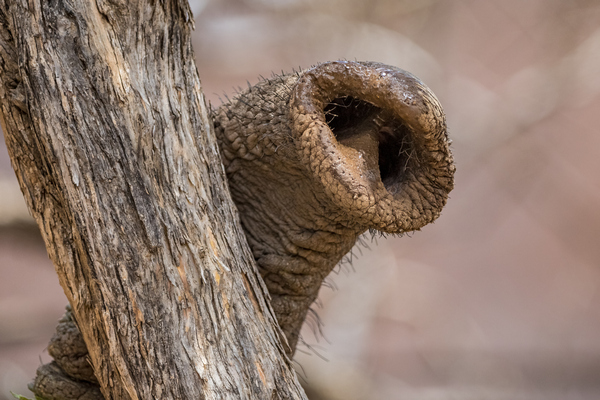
left=0, top=0, right=307, bottom=398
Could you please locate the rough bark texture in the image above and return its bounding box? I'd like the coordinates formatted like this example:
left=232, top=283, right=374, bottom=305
left=0, top=0, right=306, bottom=399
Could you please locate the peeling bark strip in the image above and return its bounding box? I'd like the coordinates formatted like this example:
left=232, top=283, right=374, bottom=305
left=0, top=0, right=306, bottom=399
left=214, top=60, right=454, bottom=352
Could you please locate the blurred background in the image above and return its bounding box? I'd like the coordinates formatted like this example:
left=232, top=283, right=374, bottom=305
left=2, top=0, right=600, bottom=398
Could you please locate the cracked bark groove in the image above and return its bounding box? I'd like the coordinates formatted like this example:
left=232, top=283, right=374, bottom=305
left=0, top=0, right=306, bottom=399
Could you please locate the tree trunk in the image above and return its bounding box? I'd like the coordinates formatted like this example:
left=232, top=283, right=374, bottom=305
left=0, top=0, right=307, bottom=398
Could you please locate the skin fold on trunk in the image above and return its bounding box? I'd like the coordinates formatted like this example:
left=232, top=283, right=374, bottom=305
left=29, top=60, right=455, bottom=398
left=214, top=60, right=454, bottom=352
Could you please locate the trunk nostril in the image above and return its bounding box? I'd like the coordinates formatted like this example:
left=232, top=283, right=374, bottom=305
left=325, top=96, right=419, bottom=196
left=324, top=96, right=379, bottom=133
left=326, top=97, right=382, bottom=185
left=377, top=122, right=418, bottom=195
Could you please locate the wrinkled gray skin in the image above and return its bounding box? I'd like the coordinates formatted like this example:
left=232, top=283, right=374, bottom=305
left=214, top=60, right=454, bottom=351
left=30, top=61, right=455, bottom=399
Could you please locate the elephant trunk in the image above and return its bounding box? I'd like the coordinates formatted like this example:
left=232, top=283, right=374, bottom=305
left=213, top=60, right=455, bottom=353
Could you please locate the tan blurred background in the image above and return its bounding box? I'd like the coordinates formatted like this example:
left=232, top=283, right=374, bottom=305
left=2, top=0, right=600, bottom=398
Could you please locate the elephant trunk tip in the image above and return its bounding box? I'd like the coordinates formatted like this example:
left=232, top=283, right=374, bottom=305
left=290, top=60, right=455, bottom=234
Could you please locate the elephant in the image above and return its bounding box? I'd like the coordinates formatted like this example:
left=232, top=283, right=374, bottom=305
left=29, top=60, right=454, bottom=399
